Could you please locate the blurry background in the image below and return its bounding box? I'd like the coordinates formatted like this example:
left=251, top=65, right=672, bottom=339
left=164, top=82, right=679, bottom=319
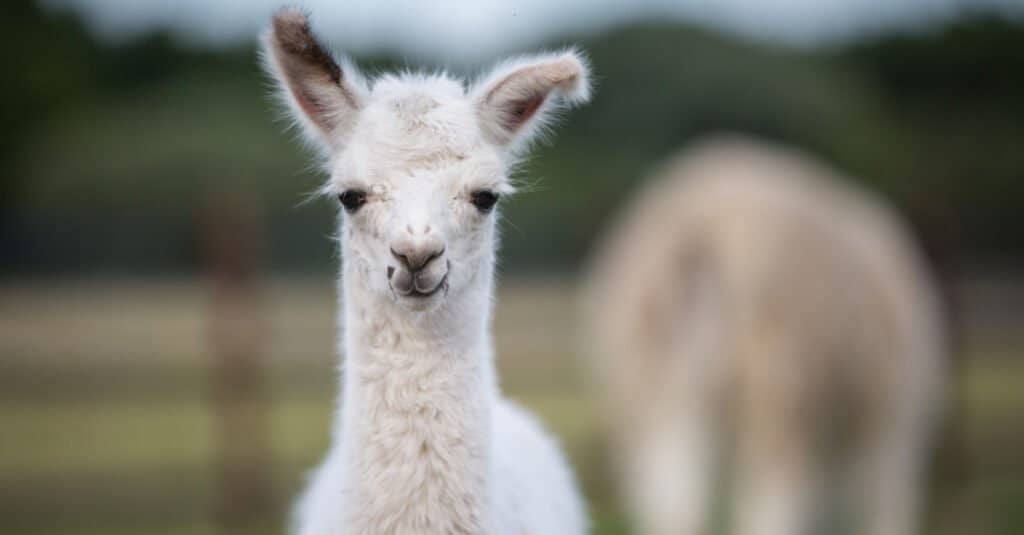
left=1, top=0, right=1022, bottom=533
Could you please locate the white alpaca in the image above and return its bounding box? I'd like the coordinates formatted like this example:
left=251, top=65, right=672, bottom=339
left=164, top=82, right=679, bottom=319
left=262, top=9, right=590, bottom=535
left=584, top=137, right=945, bottom=535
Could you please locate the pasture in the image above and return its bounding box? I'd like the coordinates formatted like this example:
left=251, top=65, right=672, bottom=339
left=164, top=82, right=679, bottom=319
left=0, top=278, right=1020, bottom=534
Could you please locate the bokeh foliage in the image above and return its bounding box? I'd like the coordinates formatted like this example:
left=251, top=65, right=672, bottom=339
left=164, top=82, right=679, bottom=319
left=2, top=1, right=1022, bottom=274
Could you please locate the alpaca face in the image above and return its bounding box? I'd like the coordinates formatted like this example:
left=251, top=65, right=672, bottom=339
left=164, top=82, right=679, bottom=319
left=263, top=8, right=591, bottom=312
left=328, top=88, right=510, bottom=310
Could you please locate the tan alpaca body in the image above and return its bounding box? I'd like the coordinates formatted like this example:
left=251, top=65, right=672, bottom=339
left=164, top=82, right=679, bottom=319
left=585, top=137, right=945, bottom=535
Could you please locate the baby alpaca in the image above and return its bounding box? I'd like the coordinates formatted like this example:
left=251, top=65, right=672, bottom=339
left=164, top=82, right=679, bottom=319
left=584, top=137, right=946, bottom=535
left=262, top=8, right=590, bottom=535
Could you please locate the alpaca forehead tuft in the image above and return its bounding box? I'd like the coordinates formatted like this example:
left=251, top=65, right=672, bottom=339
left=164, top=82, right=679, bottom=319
left=346, top=72, right=497, bottom=173
left=364, top=73, right=475, bottom=141
left=371, top=72, right=466, bottom=102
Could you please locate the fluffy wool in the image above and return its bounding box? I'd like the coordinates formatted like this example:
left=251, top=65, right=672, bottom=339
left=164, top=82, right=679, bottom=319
left=584, top=137, right=946, bottom=535
left=262, top=8, right=590, bottom=535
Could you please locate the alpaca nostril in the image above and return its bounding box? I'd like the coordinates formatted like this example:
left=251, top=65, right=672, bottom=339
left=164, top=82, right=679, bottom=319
left=387, top=266, right=395, bottom=280
left=424, top=246, right=444, bottom=267
left=390, top=245, right=444, bottom=272
left=390, top=248, right=410, bottom=269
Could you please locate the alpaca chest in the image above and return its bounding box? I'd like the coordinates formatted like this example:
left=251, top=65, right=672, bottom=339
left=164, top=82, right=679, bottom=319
left=340, top=360, right=494, bottom=533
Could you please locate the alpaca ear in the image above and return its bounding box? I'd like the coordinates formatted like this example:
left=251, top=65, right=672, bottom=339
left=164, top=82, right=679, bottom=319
left=472, top=50, right=591, bottom=151
left=262, top=8, right=366, bottom=153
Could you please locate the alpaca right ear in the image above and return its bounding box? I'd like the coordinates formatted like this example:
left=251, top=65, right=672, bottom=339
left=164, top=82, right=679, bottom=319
left=472, top=50, right=591, bottom=153
left=262, top=8, right=366, bottom=153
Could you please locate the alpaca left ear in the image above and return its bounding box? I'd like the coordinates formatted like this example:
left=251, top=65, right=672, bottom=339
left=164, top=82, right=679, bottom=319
left=472, top=50, right=591, bottom=151
left=261, top=8, right=366, bottom=155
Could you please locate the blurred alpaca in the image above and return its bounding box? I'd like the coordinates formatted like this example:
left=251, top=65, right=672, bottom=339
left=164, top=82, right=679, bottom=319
left=583, top=137, right=945, bottom=535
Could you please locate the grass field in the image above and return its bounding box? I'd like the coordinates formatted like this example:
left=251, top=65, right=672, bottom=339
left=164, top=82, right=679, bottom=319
left=0, top=277, right=1021, bottom=534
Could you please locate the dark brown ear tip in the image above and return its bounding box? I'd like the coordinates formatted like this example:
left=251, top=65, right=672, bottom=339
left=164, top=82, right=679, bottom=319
left=270, top=7, right=313, bottom=48
left=266, top=8, right=346, bottom=91
left=272, top=6, right=309, bottom=28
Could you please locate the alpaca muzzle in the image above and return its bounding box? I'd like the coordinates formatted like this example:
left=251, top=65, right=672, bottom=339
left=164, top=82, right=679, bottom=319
left=388, top=258, right=449, bottom=298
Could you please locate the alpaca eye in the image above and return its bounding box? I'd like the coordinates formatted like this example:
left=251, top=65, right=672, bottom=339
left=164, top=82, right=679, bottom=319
left=470, top=190, right=499, bottom=213
left=338, top=190, right=367, bottom=212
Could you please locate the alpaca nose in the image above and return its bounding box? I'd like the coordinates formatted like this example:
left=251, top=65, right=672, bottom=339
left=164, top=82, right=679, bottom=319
left=390, top=240, right=445, bottom=273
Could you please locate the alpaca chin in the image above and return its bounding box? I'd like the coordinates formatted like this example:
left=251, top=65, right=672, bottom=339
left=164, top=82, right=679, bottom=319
left=392, top=289, right=446, bottom=312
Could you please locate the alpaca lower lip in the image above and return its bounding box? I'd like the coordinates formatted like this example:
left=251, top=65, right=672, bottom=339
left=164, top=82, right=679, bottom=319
left=404, top=273, right=448, bottom=298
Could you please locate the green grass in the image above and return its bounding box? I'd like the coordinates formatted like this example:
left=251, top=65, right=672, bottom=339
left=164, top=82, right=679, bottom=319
left=0, top=278, right=1020, bottom=534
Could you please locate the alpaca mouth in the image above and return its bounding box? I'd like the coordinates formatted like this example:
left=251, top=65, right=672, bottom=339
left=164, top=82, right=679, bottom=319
left=390, top=270, right=449, bottom=300
left=389, top=259, right=450, bottom=301
left=406, top=273, right=449, bottom=299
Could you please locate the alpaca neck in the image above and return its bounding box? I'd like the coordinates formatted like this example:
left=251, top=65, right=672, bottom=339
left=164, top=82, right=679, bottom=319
left=335, top=267, right=496, bottom=533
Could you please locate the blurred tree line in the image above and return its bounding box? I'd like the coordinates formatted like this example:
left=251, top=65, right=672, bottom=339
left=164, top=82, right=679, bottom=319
left=2, top=0, right=1021, bottom=275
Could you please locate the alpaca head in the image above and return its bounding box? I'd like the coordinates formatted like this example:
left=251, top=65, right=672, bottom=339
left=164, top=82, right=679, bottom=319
left=263, top=9, right=591, bottom=312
